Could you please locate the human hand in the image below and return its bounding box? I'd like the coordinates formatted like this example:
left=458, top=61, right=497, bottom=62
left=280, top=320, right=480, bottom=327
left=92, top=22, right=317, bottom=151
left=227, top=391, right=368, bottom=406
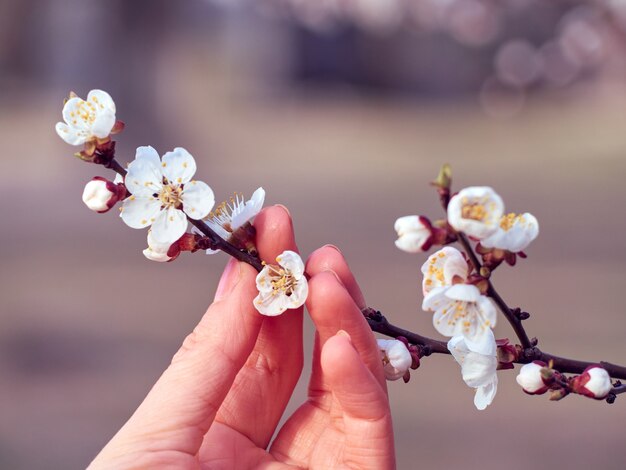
left=89, top=207, right=395, bottom=469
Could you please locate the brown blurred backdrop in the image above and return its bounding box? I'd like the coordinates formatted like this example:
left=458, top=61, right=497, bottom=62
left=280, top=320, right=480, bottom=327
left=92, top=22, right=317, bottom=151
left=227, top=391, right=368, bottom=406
left=1, top=0, right=626, bottom=468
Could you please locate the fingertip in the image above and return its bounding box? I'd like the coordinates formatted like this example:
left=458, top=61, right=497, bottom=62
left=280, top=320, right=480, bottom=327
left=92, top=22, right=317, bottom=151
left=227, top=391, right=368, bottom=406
left=306, top=245, right=343, bottom=274
left=306, top=270, right=348, bottom=315
left=306, top=246, right=366, bottom=309
left=254, top=205, right=297, bottom=262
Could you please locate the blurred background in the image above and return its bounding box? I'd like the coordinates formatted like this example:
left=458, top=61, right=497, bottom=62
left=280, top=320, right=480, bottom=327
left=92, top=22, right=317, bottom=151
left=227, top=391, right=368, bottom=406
left=1, top=0, right=626, bottom=468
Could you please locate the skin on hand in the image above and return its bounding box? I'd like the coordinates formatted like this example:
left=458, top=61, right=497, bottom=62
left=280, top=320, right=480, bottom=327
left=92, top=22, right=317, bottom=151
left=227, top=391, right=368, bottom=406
left=88, top=209, right=395, bottom=470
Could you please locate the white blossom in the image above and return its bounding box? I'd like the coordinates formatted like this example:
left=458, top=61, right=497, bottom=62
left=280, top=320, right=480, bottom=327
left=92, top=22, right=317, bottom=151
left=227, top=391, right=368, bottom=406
left=447, top=186, right=504, bottom=239
left=205, top=187, right=265, bottom=254
left=423, top=284, right=496, bottom=354
left=254, top=250, right=308, bottom=316
left=481, top=212, right=539, bottom=252
left=448, top=331, right=498, bottom=410
left=55, top=90, right=116, bottom=145
left=120, top=146, right=214, bottom=244
left=421, top=247, right=469, bottom=296
left=516, top=361, right=549, bottom=395
left=394, top=215, right=433, bottom=253
left=143, top=230, right=174, bottom=263
left=377, top=339, right=412, bottom=381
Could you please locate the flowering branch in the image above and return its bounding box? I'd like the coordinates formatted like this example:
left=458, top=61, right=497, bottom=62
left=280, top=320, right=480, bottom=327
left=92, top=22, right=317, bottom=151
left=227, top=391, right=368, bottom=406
left=57, top=89, right=626, bottom=409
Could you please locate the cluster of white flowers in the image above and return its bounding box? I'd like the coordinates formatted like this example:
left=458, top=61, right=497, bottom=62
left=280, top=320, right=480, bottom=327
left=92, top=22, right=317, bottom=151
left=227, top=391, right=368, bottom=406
left=422, top=247, right=496, bottom=352
left=56, top=90, right=308, bottom=318
left=391, top=185, right=542, bottom=408
left=60, top=91, right=615, bottom=407
left=419, top=246, right=499, bottom=408
left=447, top=186, right=538, bottom=252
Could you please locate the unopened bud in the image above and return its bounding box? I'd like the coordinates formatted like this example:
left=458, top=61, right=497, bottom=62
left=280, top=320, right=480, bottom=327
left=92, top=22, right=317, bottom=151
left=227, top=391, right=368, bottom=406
left=82, top=176, right=125, bottom=213
left=432, top=163, right=452, bottom=190
left=496, top=338, right=518, bottom=369
left=394, top=215, right=435, bottom=253
left=516, top=361, right=550, bottom=395
left=571, top=366, right=613, bottom=399
left=377, top=339, right=412, bottom=381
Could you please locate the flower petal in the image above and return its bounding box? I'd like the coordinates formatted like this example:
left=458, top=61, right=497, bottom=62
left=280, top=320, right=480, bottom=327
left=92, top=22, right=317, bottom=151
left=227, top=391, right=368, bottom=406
left=421, top=247, right=468, bottom=295
left=151, top=207, right=187, bottom=244
left=86, top=89, right=116, bottom=113
left=445, top=284, right=481, bottom=303
left=91, top=110, right=116, bottom=138
left=62, top=97, right=90, bottom=130
left=181, top=180, right=214, bottom=220
left=162, top=147, right=196, bottom=185
left=277, top=250, right=305, bottom=278
left=143, top=230, right=172, bottom=262
left=135, top=145, right=162, bottom=166
left=126, top=147, right=164, bottom=196
left=461, top=352, right=497, bottom=387
left=120, top=196, right=161, bottom=229
left=474, top=377, right=498, bottom=410
left=254, top=291, right=289, bottom=316
left=232, top=187, right=265, bottom=230
left=55, top=122, right=89, bottom=145
left=286, top=277, right=309, bottom=309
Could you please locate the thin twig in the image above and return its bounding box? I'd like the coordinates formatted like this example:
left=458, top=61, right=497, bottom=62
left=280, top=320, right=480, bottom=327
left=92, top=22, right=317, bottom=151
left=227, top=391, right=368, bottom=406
left=457, top=231, right=533, bottom=350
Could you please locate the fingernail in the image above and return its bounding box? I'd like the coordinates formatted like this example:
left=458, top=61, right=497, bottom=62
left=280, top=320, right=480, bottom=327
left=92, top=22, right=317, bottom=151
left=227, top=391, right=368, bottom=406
left=322, top=244, right=341, bottom=253
left=214, top=258, right=241, bottom=301
left=274, top=204, right=291, bottom=218
left=336, top=329, right=352, bottom=343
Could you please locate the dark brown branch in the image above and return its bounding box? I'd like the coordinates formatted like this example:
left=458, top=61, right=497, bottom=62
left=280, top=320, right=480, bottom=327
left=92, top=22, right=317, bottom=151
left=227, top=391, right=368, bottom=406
left=363, top=307, right=449, bottom=356
left=188, top=219, right=263, bottom=271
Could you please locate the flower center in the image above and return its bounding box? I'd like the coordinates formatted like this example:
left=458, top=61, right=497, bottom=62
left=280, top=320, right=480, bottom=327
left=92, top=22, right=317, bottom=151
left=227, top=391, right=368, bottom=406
left=207, top=193, right=244, bottom=232
left=265, top=263, right=297, bottom=297
left=71, top=100, right=97, bottom=127
left=461, top=202, right=488, bottom=221
left=500, top=213, right=523, bottom=231
left=158, top=184, right=183, bottom=209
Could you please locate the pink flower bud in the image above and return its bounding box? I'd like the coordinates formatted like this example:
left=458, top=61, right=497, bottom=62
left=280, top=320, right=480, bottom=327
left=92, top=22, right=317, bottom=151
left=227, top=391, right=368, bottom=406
left=571, top=366, right=612, bottom=399
left=516, top=361, right=549, bottom=395
left=82, top=176, right=125, bottom=213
